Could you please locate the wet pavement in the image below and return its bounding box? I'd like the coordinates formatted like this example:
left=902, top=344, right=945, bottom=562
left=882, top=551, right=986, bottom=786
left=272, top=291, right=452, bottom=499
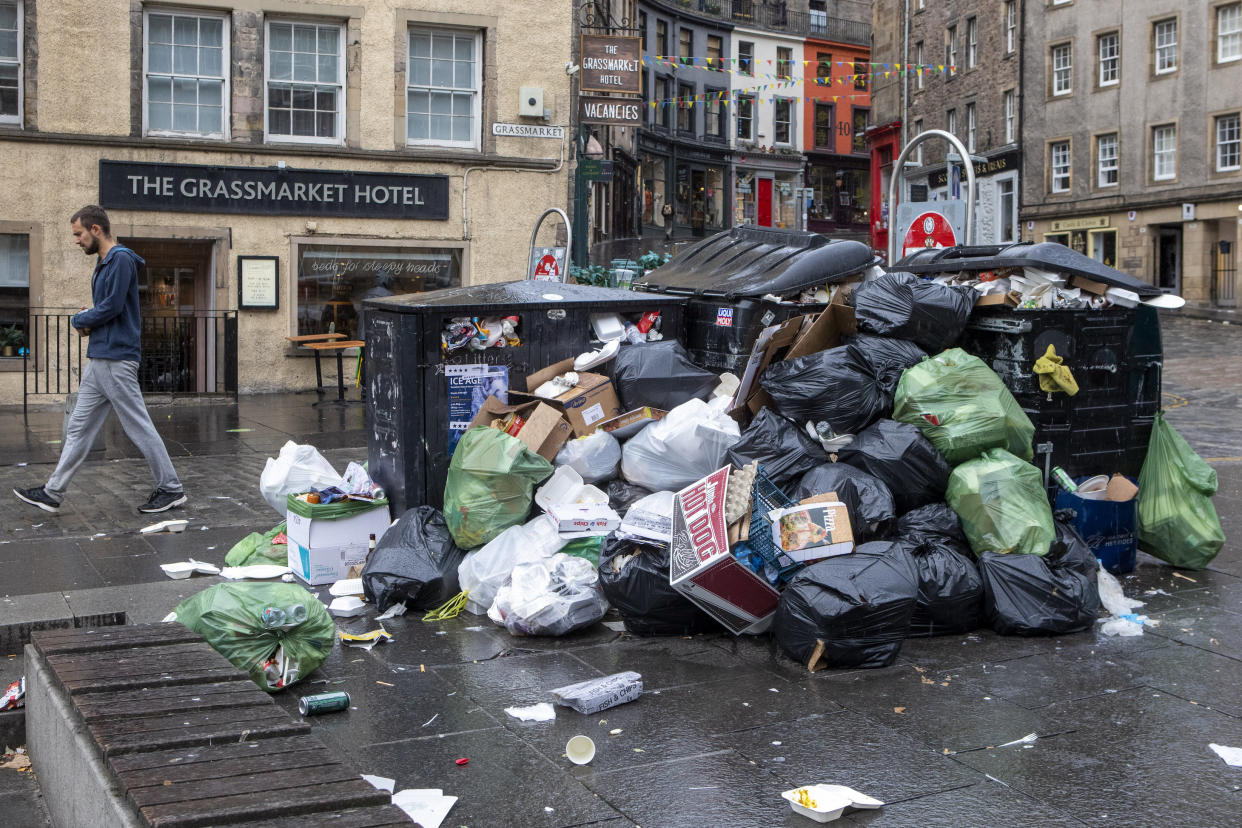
left=1, top=315, right=1241, bottom=827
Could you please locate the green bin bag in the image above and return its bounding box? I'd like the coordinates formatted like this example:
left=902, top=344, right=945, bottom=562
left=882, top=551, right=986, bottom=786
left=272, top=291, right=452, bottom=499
left=224, top=521, right=287, bottom=567
left=173, top=582, right=335, bottom=692
left=1137, top=412, right=1225, bottom=570
left=894, top=348, right=1035, bottom=465
left=947, top=448, right=1055, bottom=557
left=444, top=426, right=554, bottom=550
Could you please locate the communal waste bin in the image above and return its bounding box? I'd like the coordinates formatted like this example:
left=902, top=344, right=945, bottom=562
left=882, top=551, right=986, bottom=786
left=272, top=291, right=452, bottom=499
left=632, top=225, right=879, bottom=372
left=896, top=241, right=1167, bottom=482
left=364, top=280, right=685, bottom=513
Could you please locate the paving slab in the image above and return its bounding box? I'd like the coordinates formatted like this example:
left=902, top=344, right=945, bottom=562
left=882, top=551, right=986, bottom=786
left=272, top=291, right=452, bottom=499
left=843, top=779, right=1087, bottom=827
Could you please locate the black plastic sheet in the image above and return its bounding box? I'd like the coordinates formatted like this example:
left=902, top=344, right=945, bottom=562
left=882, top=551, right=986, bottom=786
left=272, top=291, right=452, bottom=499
left=899, top=533, right=984, bottom=637
left=793, top=463, right=897, bottom=541
left=760, top=345, right=888, bottom=435
left=773, top=541, right=919, bottom=669
left=846, top=333, right=928, bottom=395
left=597, top=536, right=721, bottom=636
left=725, top=408, right=831, bottom=487
left=606, top=479, right=656, bottom=515
left=835, top=420, right=952, bottom=514
left=852, top=272, right=975, bottom=353
left=362, top=506, right=467, bottom=613
left=898, top=503, right=968, bottom=546
left=611, top=340, right=719, bottom=411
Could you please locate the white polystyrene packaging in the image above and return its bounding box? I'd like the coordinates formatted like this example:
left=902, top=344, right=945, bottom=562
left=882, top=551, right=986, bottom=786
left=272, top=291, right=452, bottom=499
left=620, top=397, right=741, bottom=492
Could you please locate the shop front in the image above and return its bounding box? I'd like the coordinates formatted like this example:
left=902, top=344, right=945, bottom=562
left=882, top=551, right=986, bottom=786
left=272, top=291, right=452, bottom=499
left=805, top=154, right=870, bottom=239
left=639, top=133, right=730, bottom=241
left=732, top=154, right=804, bottom=230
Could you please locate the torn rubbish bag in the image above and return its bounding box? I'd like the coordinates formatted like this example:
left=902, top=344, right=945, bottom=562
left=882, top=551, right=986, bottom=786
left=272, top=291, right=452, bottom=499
left=978, top=518, right=1101, bottom=636
left=597, top=536, right=721, bottom=636
left=760, top=345, right=889, bottom=435
left=1137, top=412, right=1225, bottom=570
left=793, top=463, right=897, bottom=542
left=845, top=333, right=928, bottom=395
left=443, top=426, right=554, bottom=550
left=725, top=408, right=831, bottom=488
left=555, top=430, right=622, bottom=485
left=946, top=448, right=1055, bottom=558
left=835, top=420, right=951, bottom=514
left=458, top=516, right=566, bottom=614
left=893, top=348, right=1035, bottom=464
left=851, top=271, right=975, bottom=353
left=361, top=506, right=466, bottom=614
left=611, top=340, right=718, bottom=411
left=620, top=397, right=740, bottom=492
left=898, top=533, right=984, bottom=637
left=488, top=553, right=609, bottom=636
left=774, top=541, right=920, bottom=670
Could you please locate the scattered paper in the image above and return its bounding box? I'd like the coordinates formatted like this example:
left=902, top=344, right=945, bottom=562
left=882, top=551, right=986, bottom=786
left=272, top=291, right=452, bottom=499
left=504, top=702, right=556, bottom=722
left=376, top=603, right=408, bottom=621
left=161, top=611, right=178, bottom=623
left=338, top=628, right=393, bottom=651
left=1097, top=566, right=1150, bottom=637
left=1209, top=743, right=1242, bottom=767
left=392, top=789, right=457, bottom=828
left=361, top=774, right=395, bottom=793
left=220, top=564, right=291, bottom=580
left=998, top=733, right=1038, bottom=748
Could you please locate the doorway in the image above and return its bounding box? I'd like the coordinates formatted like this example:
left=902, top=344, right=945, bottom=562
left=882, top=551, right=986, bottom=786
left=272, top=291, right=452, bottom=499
left=1155, top=226, right=1181, bottom=293
left=757, top=178, right=773, bottom=227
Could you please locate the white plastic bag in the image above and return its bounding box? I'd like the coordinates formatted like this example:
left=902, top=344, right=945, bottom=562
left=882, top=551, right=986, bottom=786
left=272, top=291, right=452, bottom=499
left=458, top=517, right=565, bottom=614
left=259, top=440, right=343, bottom=517
left=488, top=553, right=609, bottom=637
left=554, top=431, right=622, bottom=484
left=620, top=398, right=740, bottom=492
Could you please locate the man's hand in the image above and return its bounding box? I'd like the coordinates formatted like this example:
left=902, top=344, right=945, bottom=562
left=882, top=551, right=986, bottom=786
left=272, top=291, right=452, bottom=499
left=74, top=307, right=90, bottom=337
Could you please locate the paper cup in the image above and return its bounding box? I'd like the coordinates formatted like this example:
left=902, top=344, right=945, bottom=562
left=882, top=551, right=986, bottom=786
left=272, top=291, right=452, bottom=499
left=1077, top=475, right=1110, bottom=500
left=566, top=735, right=596, bottom=765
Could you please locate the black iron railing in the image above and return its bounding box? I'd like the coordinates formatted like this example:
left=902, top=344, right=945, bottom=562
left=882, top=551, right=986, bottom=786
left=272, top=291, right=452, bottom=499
left=656, top=1, right=871, bottom=45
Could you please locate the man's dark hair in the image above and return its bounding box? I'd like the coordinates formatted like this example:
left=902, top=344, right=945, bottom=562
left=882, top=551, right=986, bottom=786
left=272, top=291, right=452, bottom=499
left=71, top=205, right=111, bottom=237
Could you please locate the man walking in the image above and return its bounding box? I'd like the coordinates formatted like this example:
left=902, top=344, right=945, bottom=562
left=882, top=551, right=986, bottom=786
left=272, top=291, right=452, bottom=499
left=13, top=206, right=187, bottom=514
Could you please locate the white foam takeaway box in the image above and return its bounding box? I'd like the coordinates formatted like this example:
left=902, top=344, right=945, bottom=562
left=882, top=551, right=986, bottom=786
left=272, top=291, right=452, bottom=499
left=286, top=501, right=391, bottom=585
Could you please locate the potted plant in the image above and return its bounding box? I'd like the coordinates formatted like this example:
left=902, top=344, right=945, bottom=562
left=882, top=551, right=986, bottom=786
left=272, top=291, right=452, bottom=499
left=0, top=324, right=23, bottom=358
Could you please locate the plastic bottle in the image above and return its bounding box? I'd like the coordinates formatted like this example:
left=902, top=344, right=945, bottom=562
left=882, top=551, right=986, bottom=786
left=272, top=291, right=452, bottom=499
left=260, top=606, right=286, bottom=629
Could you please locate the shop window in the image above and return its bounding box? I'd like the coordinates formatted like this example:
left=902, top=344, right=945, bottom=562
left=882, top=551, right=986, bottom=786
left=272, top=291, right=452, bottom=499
left=1051, top=42, right=1072, bottom=95
left=1152, top=124, right=1176, bottom=180
left=705, top=89, right=725, bottom=138
left=266, top=21, right=344, bottom=143
left=1050, top=140, right=1071, bottom=192
left=676, top=82, right=693, bottom=133
left=686, top=167, right=725, bottom=232
left=738, top=40, right=752, bottom=75
left=1097, top=133, right=1119, bottom=186
left=0, top=1, right=21, bottom=125
left=0, top=233, right=27, bottom=358
left=296, top=243, right=462, bottom=339
left=1090, top=229, right=1117, bottom=267
left=641, top=153, right=667, bottom=227
left=996, top=176, right=1017, bottom=242
left=776, top=46, right=793, bottom=80
left=1154, top=18, right=1177, bottom=75
left=1045, top=233, right=1070, bottom=247
left=1217, top=113, right=1240, bottom=172
left=813, top=102, right=834, bottom=150
left=1098, top=31, right=1119, bottom=86
left=407, top=28, right=480, bottom=148
left=1220, top=3, right=1242, bottom=63
left=737, top=94, right=754, bottom=140
left=853, top=107, right=868, bottom=153
left=816, top=51, right=831, bottom=80
left=853, top=58, right=867, bottom=89
left=774, top=98, right=792, bottom=144
left=144, top=8, right=228, bottom=138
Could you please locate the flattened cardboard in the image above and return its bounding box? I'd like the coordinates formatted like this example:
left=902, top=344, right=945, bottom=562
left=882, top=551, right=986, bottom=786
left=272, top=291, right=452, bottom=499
left=468, top=395, right=572, bottom=461
left=518, top=359, right=623, bottom=436
left=974, top=291, right=1018, bottom=307
left=769, top=501, right=854, bottom=563
left=1072, top=275, right=1109, bottom=296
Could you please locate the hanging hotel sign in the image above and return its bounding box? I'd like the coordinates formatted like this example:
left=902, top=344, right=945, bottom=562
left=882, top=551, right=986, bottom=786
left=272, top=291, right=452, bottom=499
left=98, top=160, right=450, bottom=220
left=579, top=35, right=642, bottom=94
left=578, top=96, right=642, bottom=126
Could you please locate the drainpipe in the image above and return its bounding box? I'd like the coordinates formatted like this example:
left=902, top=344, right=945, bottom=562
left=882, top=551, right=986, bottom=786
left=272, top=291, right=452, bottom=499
left=902, top=0, right=909, bottom=149
left=1017, top=0, right=1026, bottom=240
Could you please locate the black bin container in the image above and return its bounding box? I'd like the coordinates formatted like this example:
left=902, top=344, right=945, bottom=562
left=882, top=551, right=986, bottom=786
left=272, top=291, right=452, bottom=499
left=632, top=225, right=878, bottom=373
left=898, top=242, right=1164, bottom=481
left=364, top=280, right=686, bottom=513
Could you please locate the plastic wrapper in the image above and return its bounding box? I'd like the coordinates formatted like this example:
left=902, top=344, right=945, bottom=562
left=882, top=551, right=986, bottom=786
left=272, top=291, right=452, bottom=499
left=897, top=503, right=967, bottom=546
left=551, top=671, right=643, bottom=715
left=555, top=430, right=622, bottom=484
left=619, top=490, right=675, bottom=543
left=173, top=582, right=335, bottom=692
left=725, top=408, right=831, bottom=488
left=978, top=519, right=1101, bottom=636
left=620, top=397, right=740, bottom=492
left=362, top=506, right=466, bottom=613
left=947, top=448, right=1055, bottom=557
left=773, top=542, right=919, bottom=670
left=1137, top=412, right=1225, bottom=570
left=443, top=426, right=554, bottom=550
left=597, top=536, right=721, bottom=636
left=225, top=521, right=287, bottom=567
left=893, top=348, right=1035, bottom=464
left=793, top=463, right=896, bottom=542
left=487, top=553, right=609, bottom=637
left=835, top=420, right=951, bottom=514
left=845, top=333, right=928, bottom=395
left=259, top=441, right=342, bottom=517
left=760, top=345, right=888, bottom=435
left=458, top=517, right=566, bottom=614
left=611, top=340, right=718, bottom=411
left=898, top=533, right=984, bottom=637
left=606, top=479, right=655, bottom=514
left=852, top=271, right=975, bottom=352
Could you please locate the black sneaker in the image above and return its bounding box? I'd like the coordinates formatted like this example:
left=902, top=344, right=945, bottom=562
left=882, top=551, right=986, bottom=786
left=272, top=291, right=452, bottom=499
left=139, top=488, right=188, bottom=513
left=13, top=486, right=61, bottom=513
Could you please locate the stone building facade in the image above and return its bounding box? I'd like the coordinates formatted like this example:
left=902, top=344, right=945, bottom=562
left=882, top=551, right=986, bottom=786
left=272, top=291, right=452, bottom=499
left=0, top=0, right=574, bottom=404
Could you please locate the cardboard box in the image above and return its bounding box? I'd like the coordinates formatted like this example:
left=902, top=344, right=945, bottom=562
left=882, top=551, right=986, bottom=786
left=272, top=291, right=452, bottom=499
left=468, top=395, right=572, bottom=462
left=286, top=502, right=391, bottom=551
left=518, top=359, right=623, bottom=436
left=289, top=540, right=371, bottom=586
left=597, top=406, right=667, bottom=440
left=974, top=291, right=1018, bottom=307
left=1071, top=275, right=1109, bottom=296
left=769, top=501, right=854, bottom=563
left=545, top=502, right=621, bottom=535
left=668, top=467, right=780, bottom=635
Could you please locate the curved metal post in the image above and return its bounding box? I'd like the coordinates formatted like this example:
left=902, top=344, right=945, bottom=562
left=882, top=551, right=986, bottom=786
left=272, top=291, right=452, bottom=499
left=887, top=129, right=977, bottom=264
left=527, top=207, right=572, bottom=282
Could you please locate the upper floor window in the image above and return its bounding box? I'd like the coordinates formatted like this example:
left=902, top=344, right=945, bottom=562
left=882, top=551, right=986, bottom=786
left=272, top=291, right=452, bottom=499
left=777, top=46, right=793, bottom=80
left=1050, top=140, right=1071, bottom=193
left=966, top=17, right=978, bottom=68
left=705, top=90, right=724, bottom=138
left=1217, top=113, right=1240, bottom=172
left=406, top=28, right=480, bottom=149
left=1154, top=19, right=1177, bottom=74
left=677, top=82, right=693, bottom=132
left=659, top=76, right=672, bottom=129
left=774, top=97, right=792, bottom=144
left=1005, top=1, right=1016, bottom=54
left=736, top=94, right=754, bottom=140
left=656, top=20, right=668, bottom=56
left=1152, top=124, right=1176, bottom=180
left=738, top=40, right=753, bottom=75
left=266, top=21, right=344, bottom=143
left=915, top=41, right=924, bottom=89
left=678, top=28, right=691, bottom=60
left=814, top=102, right=834, bottom=149
left=1004, top=89, right=1015, bottom=143
left=0, top=1, right=20, bottom=125
left=946, top=25, right=957, bottom=75
left=1219, top=3, right=1242, bottom=63
left=966, top=102, right=976, bottom=152
left=706, top=35, right=722, bottom=65
left=639, top=11, right=647, bottom=52
left=144, top=9, right=228, bottom=138
left=854, top=59, right=867, bottom=89
left=1098, top=32, right=1119, bottom=86
left=815, top=51, right=831, bottom=80
left=1097, top=133, right=1119, bottom=187
left=946, top=107, right=957, bottom=137
left=852, top=108, right=868, bottom=153
left=1052, top=42, right=1072, bottom=96
left=913, top=118, right=924, bottom=164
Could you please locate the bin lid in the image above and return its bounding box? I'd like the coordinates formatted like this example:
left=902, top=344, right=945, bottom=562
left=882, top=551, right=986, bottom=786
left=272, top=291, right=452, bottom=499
left=897, top=242, right=1162, bottom=296
left=632, top=225, right=879, bottom=300
left=363, top=279, right=680, bottom=314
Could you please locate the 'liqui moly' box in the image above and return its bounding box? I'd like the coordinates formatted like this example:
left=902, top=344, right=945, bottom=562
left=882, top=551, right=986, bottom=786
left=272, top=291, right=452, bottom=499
left=668, top=467, right=780, bottom=635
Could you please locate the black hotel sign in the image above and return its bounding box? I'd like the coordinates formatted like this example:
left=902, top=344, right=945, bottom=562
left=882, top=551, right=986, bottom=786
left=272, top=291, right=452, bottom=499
left=99, top=160, right=449, bottom=220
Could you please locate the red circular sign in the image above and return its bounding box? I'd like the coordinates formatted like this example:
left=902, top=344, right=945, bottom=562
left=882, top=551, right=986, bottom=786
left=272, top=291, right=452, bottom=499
left=534, top=253, right=560, bottom=279
left=902, top=211, right=958, bottom=258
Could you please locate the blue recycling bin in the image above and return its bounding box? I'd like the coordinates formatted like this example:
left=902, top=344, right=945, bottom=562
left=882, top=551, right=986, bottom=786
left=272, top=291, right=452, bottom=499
left=1054, top=477, right=1138, bottom=574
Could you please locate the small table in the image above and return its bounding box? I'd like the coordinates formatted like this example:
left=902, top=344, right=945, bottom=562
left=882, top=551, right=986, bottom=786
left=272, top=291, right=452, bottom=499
left=285, top=333, right=349, bottom=403
left=303, top=340, right=365, bottom=406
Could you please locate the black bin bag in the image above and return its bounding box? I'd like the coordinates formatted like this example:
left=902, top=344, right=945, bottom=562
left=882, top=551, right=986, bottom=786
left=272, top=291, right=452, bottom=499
left=773, top=542, right=919, bottom=670
left=760, top=345, right=888, bottom=435
left=598, top=536, right=721, bottom=636
left=835, top=420, right=951, bottom=514
left=898, top=503, right=967, bottom=546
left=726, top=408, right=831, bottom=487
left=611, top=340, right=719, bottom=411
left=898, top=534, right=984, bottom=637
left=362, top=506, right=467, bottom=613
left=845, top=334, right=928, bottom=395
left=852, top=272, right=975, bottom=353
left=793, top=463, right=897, bottom=542
left=978, top=518, right=1101, bottom=636
left=606, top=479, right=655, bottom=515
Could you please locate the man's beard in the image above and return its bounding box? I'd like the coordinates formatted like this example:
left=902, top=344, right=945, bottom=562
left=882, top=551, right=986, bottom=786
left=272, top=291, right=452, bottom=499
left=83, top=237, right=100, bottom=255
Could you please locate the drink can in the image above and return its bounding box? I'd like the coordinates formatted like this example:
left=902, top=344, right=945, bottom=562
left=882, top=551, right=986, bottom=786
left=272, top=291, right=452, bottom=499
left=298, top=691, right=351, bottom=716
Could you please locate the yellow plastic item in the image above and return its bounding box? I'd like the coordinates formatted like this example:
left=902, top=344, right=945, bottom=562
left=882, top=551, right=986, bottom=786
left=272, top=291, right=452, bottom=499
left=423, top=590, right=469, bottom=622
left=1032, top=344, right=1079, bottom=396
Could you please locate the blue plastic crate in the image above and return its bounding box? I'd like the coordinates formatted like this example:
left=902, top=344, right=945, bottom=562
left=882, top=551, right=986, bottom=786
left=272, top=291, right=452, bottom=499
left=732, top=466, right=806, bottom=586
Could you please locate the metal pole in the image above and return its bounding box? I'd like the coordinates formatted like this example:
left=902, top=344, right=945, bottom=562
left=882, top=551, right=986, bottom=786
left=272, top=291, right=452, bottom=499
left=887, top=129, right=977, bottom=264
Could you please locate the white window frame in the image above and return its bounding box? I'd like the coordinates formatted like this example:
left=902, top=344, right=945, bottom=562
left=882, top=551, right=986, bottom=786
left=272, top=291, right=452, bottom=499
left=263, top=19, right=346, bottom=146
left=915, top=41, right=925, bottom=90
left=1004, top=89, right=1015, bottom=143
left=405, top=26, right=482, bottom=150
left=1154, top=19, right=1177, bottom=75
left=913, top=118, right=924, bottom=164
left=736, top=93, right=754, bottom=141
left=966, top=102, right=977, bottom=152
left=1217, top=113, right=1241, bottom=172
left=1220, top=3, right=1242, bottom=63
left=946, top=108, right=957, bottom=137
left=1098, top=32, right=1119, bottom=86
left=1051, top=140, right=1071, bottom=193
left=142, top=7, right=231, bottom=139
left=0, top=0, right=22, bottom=127
left=1005, top=2, right=1016, bottom=54
left=738, top=40, right=753, bottom=76
left=1052, top=43, right=1073, bottom=96
left=1097, top=133, right=1119, bottom=187
left=946, top=25, right=957, bottom=75
left=774, top=96, right=793, bottom=145
left=966, top=17, right=978, bottom=68
left=1152, top=124, right=1176, bottom=180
